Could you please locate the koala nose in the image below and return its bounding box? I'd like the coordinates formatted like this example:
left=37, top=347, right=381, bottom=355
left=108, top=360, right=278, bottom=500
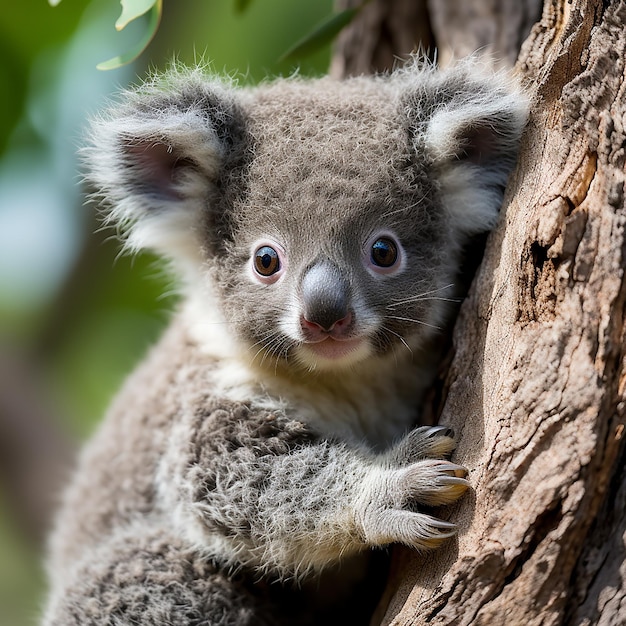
left=302, top=311, right=353, bottom=335
left=300, top=262, right=351, bottom=333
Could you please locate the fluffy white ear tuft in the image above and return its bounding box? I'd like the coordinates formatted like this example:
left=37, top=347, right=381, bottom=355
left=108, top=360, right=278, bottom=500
left=403, top=58, right=529, bottom=238
left=84, top=69, right=240, bottom=266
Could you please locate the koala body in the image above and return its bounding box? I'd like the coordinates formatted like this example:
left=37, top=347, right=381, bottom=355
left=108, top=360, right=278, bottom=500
left=43, top=59, right=527, bottom=625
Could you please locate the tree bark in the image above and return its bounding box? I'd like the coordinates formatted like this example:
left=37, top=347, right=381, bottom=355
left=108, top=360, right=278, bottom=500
left=332, top=0, right=542, bottom=77
left=334, top=0, right=626, bottom=624
left=330, top=0, right=435, bottom=78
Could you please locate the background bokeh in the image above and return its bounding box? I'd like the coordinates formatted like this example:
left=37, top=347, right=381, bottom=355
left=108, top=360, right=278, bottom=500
left=0, top=2, right=332, bottom=624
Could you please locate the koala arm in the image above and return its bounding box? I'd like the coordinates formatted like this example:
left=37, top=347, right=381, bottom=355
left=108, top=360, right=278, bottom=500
left=160, top=401, right=468, bottom=579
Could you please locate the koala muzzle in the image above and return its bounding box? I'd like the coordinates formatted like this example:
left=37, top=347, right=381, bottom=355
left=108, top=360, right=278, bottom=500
left=300, top=262, right=352, bottom=336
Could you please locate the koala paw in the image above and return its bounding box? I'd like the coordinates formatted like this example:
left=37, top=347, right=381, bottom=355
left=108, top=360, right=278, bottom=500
left=357, top=427, right=469, bottom=551
left=386, top=425, right=458, bottom=465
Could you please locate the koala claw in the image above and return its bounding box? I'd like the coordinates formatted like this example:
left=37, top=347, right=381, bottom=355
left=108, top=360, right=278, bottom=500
left=387, top=425, right=459, bottom=465
left=357, top=450, right=469, bottom=550
left=398, top=459, right=470, bottom=507
left=425, top=425, right=455, bottom=439
left=360, top=507, right=460, bottom=551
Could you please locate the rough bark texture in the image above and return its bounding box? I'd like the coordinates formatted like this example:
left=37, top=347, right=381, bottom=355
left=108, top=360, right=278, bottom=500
left=334, top=0, right=626, bottom=624
left=332, top=0, right=542, bottom=77
left=330, top=0, right=435, bottom=78
left=426, top=0, right=542, bottom=68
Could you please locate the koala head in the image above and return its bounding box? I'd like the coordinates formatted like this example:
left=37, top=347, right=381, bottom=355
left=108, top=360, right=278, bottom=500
left=86, top=59, right=527, bottom=373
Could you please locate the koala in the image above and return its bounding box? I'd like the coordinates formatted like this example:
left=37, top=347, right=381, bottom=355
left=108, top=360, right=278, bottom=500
left=42, top=58, right=527, bottom=626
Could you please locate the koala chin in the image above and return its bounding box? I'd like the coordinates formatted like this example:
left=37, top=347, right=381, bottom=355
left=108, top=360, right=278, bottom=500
left=42, top=57, right=528, bottom=626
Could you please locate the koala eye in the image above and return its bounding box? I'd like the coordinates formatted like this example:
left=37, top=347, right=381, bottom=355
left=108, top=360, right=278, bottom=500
left=254, top=245, right=281, bottom=277
left=370, top=237, right=398, bottom=268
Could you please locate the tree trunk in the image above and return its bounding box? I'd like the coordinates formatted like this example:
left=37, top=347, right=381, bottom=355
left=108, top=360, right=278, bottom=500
left=334, top=0, right=626, bottom=624
left=332, top=0, right=541, bottom=76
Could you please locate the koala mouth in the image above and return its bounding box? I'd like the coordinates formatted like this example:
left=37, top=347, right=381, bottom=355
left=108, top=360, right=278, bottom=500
left=300, top=336, right=369, bottom=366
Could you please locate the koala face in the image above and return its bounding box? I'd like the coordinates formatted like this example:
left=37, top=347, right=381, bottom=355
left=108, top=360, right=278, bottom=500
left=86, top=60, right=527, bottom=372
left=209, top=79, right=454, bottom=371
left=208, top=81, right=449, bottom=369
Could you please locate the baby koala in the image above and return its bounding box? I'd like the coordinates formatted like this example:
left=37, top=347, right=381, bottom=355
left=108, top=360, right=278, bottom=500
left=43, top=58, right=527, bottom=625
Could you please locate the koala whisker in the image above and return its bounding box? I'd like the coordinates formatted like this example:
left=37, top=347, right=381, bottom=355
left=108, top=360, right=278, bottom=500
left=249, top=336, right=282, bottom=366
left=381, top=326, right=413, bottom=358
left=247, top=330, right=279, bottom=358
left=270, top=338, right=295, bottom=364
left=387, top=315, right=443, bottom=331
left=388, top=296, right=461, bottom=308
left=388, top=284, right=457, bottom=308
left=250, top=331, right=296, bottom=369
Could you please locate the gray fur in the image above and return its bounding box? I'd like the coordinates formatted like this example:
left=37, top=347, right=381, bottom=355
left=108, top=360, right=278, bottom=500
left=43, top=58, right=527, bottom=625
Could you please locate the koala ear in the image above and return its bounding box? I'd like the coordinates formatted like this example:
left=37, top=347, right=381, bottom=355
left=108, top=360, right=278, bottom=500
left=85, top=70, right=240, bottom=263
left=403, top=58, right=529, bottom=237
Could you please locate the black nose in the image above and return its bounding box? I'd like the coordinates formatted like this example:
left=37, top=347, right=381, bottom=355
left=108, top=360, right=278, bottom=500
left=300, top=262, right=350, bottom=332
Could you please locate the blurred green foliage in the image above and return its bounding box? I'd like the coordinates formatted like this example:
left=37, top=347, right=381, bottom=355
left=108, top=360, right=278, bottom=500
left=96, top=0, right=163, bottom=70
left=281, top=4, right=364, bottom=61
left=0, top=1, right=331, bottom=624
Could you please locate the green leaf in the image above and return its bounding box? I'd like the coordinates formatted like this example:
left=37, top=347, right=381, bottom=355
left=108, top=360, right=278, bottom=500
left=97, top=0, right=162, bottom=70
left=48, top=0, right=62, bottom=6
left=280, top=7, right=361, bottom=61
left=115, top=0, right=158, bottom=31
left=234, top=0, right=254, bottom=13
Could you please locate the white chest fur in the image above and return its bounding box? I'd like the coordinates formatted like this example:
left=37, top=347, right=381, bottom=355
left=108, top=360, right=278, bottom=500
left=184, top=297, right=431, bottom=448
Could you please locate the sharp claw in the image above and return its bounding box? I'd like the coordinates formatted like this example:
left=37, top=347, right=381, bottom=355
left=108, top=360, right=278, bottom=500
left=431, top=519, right=457, bottom=530
left=439, top=476, right=470, bottom=487
left=437, top=462, right=468, bottom=477
left=425, top=425, right=455, bottom=439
